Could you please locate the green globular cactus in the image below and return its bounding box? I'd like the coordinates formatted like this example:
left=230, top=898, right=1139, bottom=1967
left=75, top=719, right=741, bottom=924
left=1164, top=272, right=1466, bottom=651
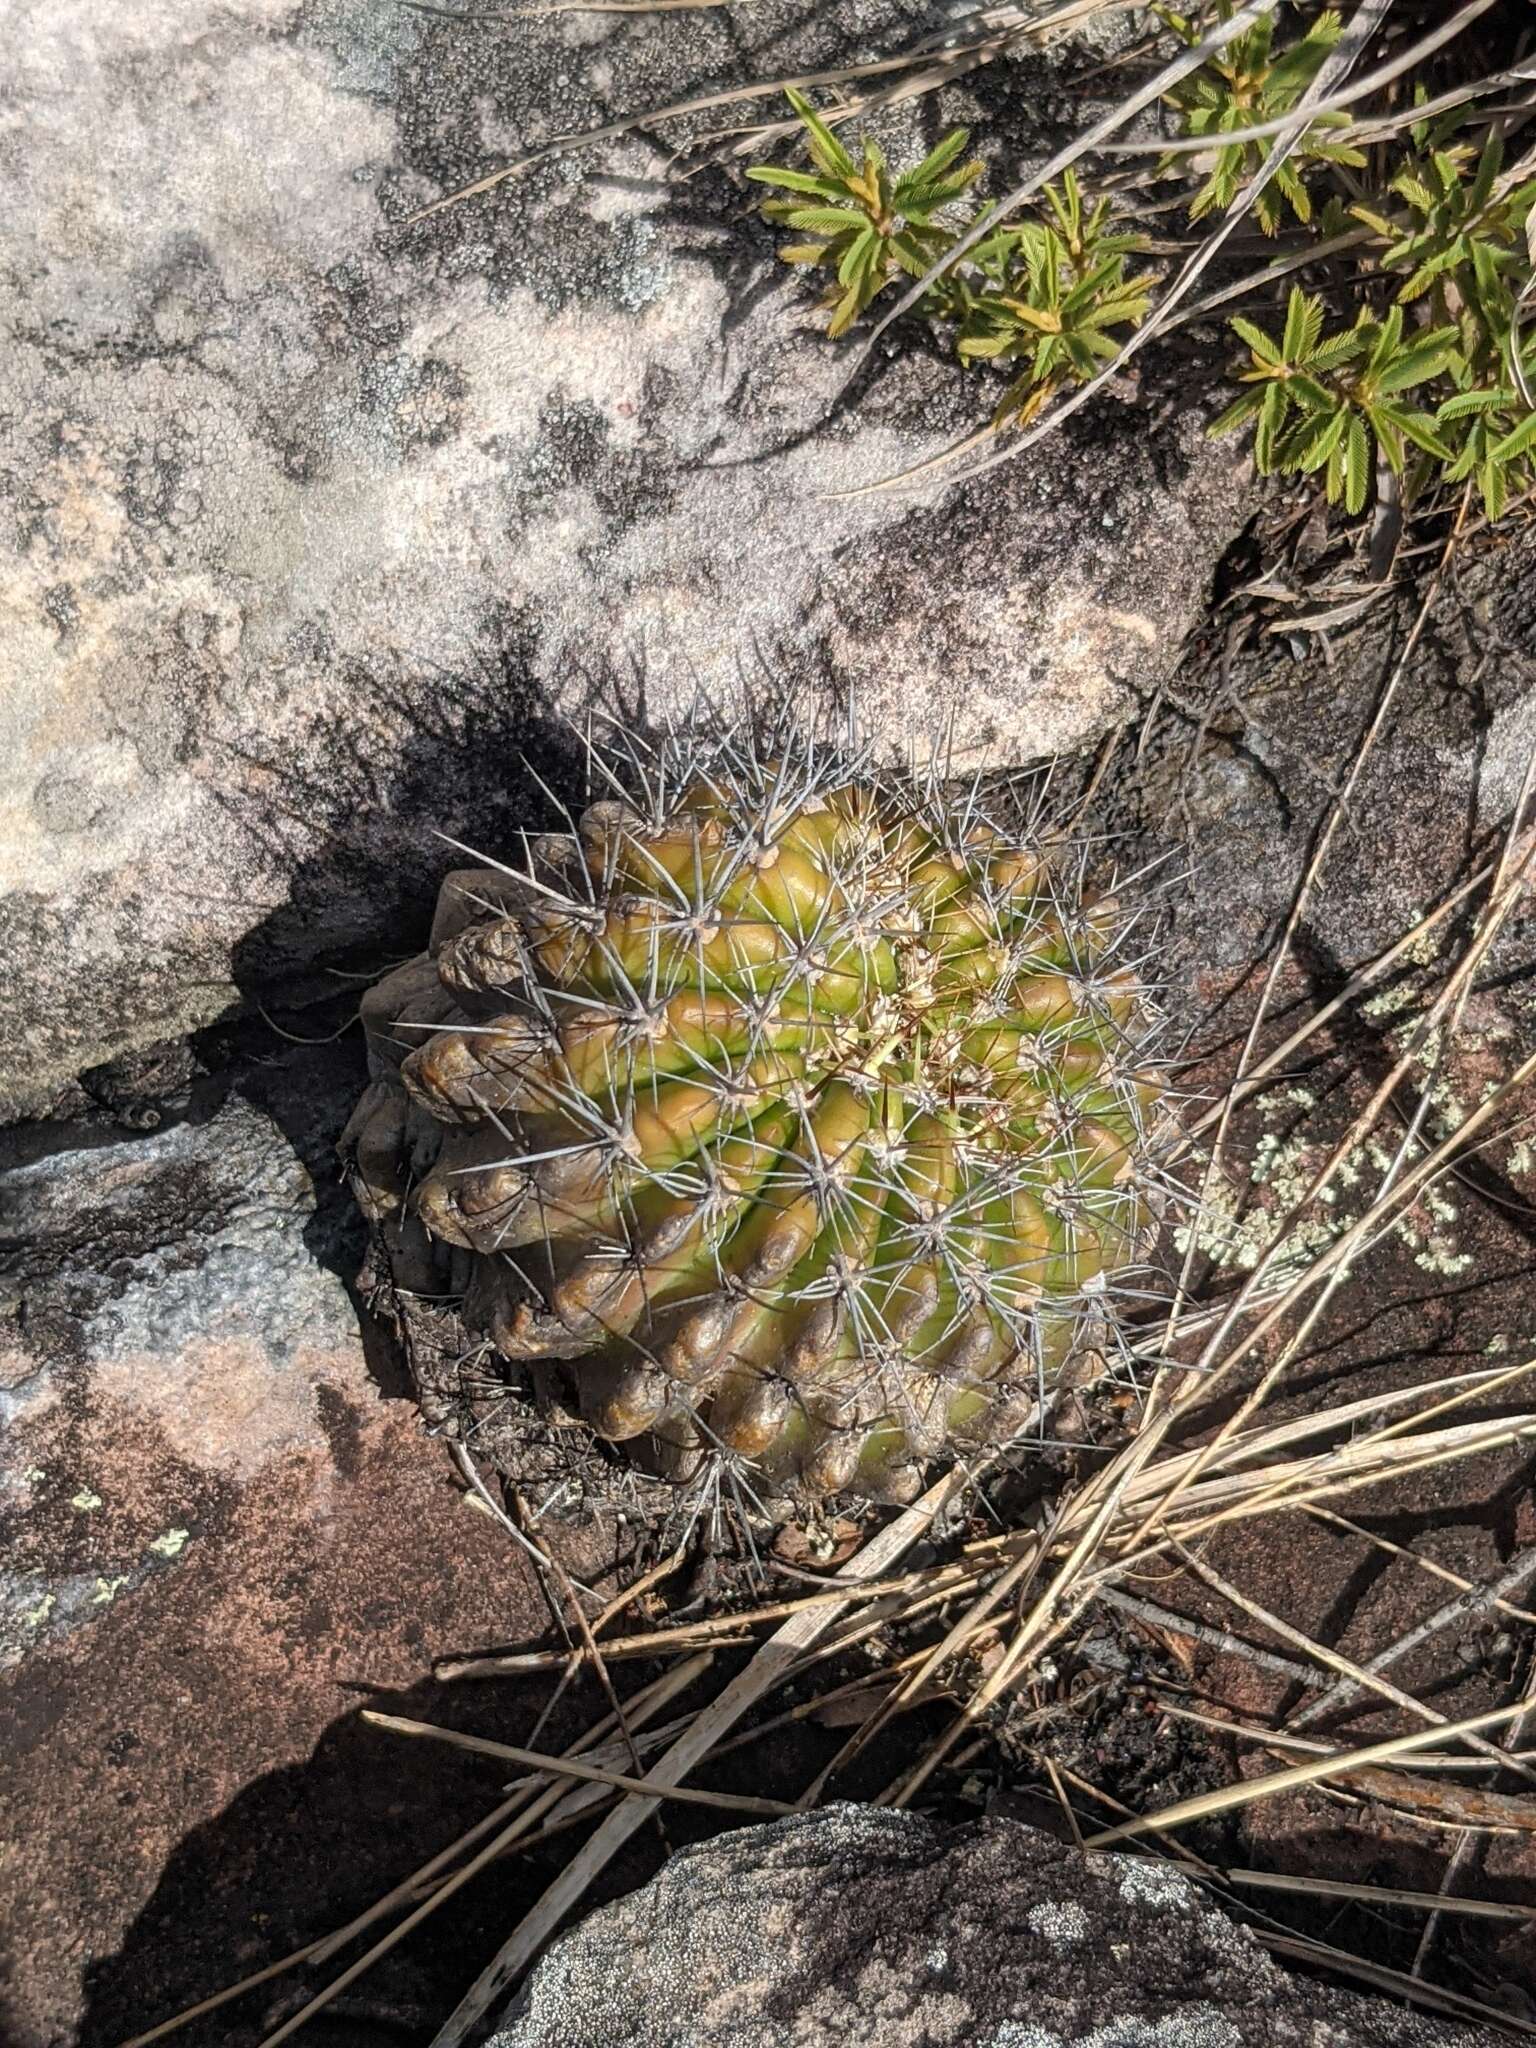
left=344, top=724, right=1166, bottom=1505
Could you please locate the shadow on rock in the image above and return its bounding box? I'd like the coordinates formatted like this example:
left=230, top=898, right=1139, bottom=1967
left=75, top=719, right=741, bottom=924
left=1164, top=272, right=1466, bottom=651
left=73, top=1663, right=624, bottom=2048
left=192, top=634, right=592, bottom=1402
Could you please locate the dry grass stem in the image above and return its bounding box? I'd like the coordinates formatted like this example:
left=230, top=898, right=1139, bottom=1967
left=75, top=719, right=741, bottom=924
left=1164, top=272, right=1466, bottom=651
left=1084, top=1701, right=1530, bottom=1847
left=424, top=1469, right=976, bottom=2048
left=1175, top=1547, right=1536, bottom=1789
left=361, top=1711, right=795, bottom=1815
left=1256, top=1930, right=1536, bottom=2038
left=438, top=1556, right=982, bottom=1677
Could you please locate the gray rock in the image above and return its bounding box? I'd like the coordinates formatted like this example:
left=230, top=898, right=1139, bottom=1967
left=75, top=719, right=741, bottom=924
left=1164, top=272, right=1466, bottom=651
left=1, top=0, right=1250, bottom=1117
left=0, top=1040, right=364, bottom=1667
left=488, top=1805, right=1484, bottom=2048
left=1091, top=522, right=1536, bottom=1027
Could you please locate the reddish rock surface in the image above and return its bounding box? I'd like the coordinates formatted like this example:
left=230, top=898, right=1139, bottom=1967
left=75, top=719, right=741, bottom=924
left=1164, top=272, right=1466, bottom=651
left=2, top=1400, right=551, bottom=2048
left=0, top=1039, right=612, bottom=2048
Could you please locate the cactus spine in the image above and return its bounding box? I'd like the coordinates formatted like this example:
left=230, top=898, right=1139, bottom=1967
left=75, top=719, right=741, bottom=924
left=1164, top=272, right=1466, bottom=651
left=345, top=721, right=1164, bottom=1505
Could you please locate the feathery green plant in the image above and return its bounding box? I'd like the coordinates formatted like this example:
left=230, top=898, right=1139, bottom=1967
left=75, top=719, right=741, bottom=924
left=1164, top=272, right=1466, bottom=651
left=1154, top=4, right=1367, bottom=235
left=1209, top=291, right=1457, bottom=515
left=750, top=4, right=1536, bottom=532
left=746, top=88, right=984, bottom=338
left=1220, top=123, right=1536, bottom=522
left=954, top=175, right=1156, bottom=428
left=1364, top=125, right=1536, bottom=520
left=753, top=105, right=1158, bottom=428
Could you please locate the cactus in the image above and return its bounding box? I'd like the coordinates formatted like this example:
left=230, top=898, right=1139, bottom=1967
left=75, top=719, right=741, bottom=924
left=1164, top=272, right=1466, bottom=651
left=344, top=722, right=1165, bottom=1505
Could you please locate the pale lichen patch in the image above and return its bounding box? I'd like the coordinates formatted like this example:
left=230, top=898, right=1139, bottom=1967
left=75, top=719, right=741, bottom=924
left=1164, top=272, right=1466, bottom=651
left=1176, top=1013, right=1489, bottom=1282
left=22, top=1590, right=56, bottom=1630
left=1026, top=1899, right=1090, bottom=1946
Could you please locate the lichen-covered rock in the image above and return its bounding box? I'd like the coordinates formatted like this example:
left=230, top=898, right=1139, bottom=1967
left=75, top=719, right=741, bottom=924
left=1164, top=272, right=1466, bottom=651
left=488, top=1806, right=1485, bottom=2048
left=344, top=722, right=1164, bottom=1500
left=0, top=1035, right=566, bottom=2048
left=1, top=0, right=1250, bottom=1118
left=0, top=1050, right=368, bottom=1671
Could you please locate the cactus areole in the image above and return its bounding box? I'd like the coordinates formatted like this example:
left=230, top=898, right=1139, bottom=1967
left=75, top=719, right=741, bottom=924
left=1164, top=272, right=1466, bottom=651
left=344, top=725, right=1164, bottom=1505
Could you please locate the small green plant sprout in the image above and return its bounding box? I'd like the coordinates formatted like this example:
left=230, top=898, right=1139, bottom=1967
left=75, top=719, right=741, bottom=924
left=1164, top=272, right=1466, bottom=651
left=741, top=9, right=1536, bottom=533
left=955, top=174, right=1155, bottom=429
left=1209, top=289, right=1456, bottom=515
left=1154, top=4, right=1366, bottom=235
left=1354, top=128, right=1536, bottom=336
left=1436, top=383, right=1530, bottom=525
left=1344, top=124, right=1536, bottom=521
left=746, top=89, right=983, bottom=337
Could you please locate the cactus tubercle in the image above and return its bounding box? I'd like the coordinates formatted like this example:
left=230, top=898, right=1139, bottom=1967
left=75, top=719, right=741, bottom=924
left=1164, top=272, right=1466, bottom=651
left=345, top=722, right=1167, bottom=1504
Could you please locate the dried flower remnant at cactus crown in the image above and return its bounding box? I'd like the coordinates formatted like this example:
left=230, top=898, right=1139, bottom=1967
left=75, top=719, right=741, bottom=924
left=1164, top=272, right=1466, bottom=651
left=343, top=725, right=1168, bottom=1504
